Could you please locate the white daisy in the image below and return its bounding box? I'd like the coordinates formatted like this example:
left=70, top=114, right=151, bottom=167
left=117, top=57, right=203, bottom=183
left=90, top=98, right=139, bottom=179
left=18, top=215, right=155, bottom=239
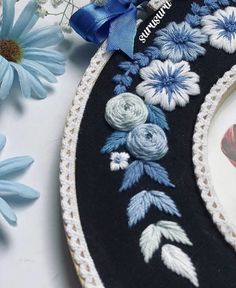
left=110, top=152, right=130, bottom=171
left=202, top=6, right=236, bottom=54
left=136, top=59, right=200, bottom=111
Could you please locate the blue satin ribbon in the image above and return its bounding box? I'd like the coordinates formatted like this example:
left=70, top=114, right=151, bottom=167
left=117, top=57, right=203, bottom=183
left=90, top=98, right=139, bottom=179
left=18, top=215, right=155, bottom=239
left=70, top=0, right=145, bottom=59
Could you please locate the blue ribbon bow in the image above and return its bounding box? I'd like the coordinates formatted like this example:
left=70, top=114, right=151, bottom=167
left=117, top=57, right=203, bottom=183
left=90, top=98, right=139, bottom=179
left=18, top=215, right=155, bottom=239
left=70, top=0, right=145, bottom=59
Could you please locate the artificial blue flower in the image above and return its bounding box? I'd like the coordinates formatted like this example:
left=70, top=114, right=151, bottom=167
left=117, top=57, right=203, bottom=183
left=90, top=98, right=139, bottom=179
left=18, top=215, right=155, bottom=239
left=202, top=6, right=236, bottom=54
left=0, top=0, right=65, bottom=100
left=136, top=59, right=200, bottom=111
left=0, top=134, right=39, bottom=225
left=154, top=22, right=207, bottom=62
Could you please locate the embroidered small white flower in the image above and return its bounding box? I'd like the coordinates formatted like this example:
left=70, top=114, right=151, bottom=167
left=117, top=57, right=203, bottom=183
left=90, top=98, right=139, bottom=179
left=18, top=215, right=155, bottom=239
left=202, top=7, right=236, bottom=54
left=136, top=59, right=200, bottom=111
left=110, top=152, right=130, bottom=171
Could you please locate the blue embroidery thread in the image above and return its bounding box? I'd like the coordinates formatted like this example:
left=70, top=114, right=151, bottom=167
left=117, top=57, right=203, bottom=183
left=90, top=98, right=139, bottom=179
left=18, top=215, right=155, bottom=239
left=127, top=190, right=181, bottom=227
left=100, top=1, right=236, bottom=286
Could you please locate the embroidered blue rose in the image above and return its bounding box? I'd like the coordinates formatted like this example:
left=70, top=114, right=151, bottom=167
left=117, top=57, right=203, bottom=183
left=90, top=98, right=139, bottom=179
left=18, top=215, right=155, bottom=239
left=154, top=22, right=207, bottom=62
left=126, top=123, right=168, bottom=161
left=202, top=6, right=236, bottom=53
left=105, top=92, right=148, bottom=131
left=136, top=59, right=200, bottom=111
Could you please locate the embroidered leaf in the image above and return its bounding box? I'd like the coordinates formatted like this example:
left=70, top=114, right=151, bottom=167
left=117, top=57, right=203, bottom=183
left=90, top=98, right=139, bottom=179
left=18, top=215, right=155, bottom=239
left=157, top=221, right=192, bottom=246
left=148, top=191, right=181, bottom=217
left=0, top=156, right=34, bottom=178
left=0, top=197, right=17, bottom=224
left=0, top=180, right=40, bottom=199
left=127, top=190, right=181, bottom=227
left=101, top=131, right=128, bottom=154
left=161, top=244, right=199, bottom=287
left=0, top=134, right=6, bottom=151
left=139, top=224, right=161, bottom=263
left=147, top=105, right=169, bottom=130
left=127, top=191, right=148, bottom=227
left=143, top=162, right=175, bottom=188
left=119, top=160, right=144, bottom=191
left=139, top=220, right=192, bottom=263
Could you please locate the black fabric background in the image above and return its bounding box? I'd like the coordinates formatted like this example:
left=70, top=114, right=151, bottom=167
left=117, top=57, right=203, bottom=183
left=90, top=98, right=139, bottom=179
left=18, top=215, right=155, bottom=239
left=75, top=1, right=236, bottom=287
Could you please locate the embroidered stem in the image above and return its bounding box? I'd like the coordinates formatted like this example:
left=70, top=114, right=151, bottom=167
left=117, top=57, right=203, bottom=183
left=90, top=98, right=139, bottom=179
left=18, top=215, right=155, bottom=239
left=113, top=46, right=161, bottom=95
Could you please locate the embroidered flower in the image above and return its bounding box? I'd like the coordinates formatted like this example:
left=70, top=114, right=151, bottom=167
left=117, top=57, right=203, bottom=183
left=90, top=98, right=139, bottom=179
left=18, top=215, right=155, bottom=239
left=136, top=60, right=200, bottom=111
left=105, top=93, right=148, bottom=131
left=126, top=124, right=168, bottom=161
left=202, top=7, right=236, bottom=54
left=0, top=0, right=65, bottom=100
left=110, top=152, right=130, bottom=171
left=0, top=134, right=39, bottom=225
left=154, top=22, right=207, bottom=62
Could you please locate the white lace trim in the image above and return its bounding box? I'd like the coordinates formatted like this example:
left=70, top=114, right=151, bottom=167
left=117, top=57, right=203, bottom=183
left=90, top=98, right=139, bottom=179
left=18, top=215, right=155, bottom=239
left=193, top=65, right=236, bottom=251
left=60, top=43, right=111, bottom=288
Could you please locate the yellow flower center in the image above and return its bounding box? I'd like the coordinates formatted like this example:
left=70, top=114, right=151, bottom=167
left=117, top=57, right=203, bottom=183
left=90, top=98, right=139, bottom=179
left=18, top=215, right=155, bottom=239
left=0, top=40, right=22, bottom=63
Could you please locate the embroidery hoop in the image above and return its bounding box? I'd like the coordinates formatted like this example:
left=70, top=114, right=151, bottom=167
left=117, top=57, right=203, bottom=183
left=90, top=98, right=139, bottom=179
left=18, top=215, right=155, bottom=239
left=193, top=65, right=236, bottom=251
left=59, top=1, right=166, bottom=287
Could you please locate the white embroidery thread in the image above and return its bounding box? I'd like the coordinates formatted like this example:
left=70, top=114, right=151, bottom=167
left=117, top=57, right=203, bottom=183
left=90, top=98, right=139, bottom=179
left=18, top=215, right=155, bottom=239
left=202, top=7, right=236, bottom=54
left=136, top=59, right=200, bottom=111
left=139, top=221, right=193, bottom=263
left=161, top=244, right=199, bottom=287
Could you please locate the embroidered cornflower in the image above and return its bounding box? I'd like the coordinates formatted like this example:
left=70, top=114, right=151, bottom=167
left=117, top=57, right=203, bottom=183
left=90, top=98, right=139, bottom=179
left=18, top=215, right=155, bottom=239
left=202, top=6, right=236, bottom=54
left=110, top=152, right=130, bottom=171
left=0, top=0, right=65, bottom=100
left=0, top=135, right=39, bottom=225
left=154, top=22, right=207, bottom=62
left=136, top=59, right=200, bottom=111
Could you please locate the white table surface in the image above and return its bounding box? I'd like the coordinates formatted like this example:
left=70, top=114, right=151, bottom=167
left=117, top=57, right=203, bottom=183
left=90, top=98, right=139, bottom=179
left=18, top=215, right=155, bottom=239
left=0, top=1, right=93, bottom=287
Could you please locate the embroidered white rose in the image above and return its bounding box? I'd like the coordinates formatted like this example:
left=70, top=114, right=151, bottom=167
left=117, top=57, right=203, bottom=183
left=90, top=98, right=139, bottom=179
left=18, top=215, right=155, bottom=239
left=105, top=93, right=148, bottom=131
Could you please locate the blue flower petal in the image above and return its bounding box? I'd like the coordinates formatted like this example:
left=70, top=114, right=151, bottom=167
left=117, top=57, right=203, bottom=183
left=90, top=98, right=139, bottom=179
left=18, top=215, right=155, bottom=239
left=0, top=180, right=39, bottom=199
left=20, top=25, right=64, bottom=48
left=22, top=59, right=57, bottom=83
left=27, top=73, right=47, bottom=99
left=24, top=48, right=65, bottom=63
left=0, top=56, right=10, bottom=82
left=0, top=156, right=34, bottom=178
left=10, top=0, right=39, bottom=39
left=0, top=197, right=17, bottom=225
left=10, top=63, right=31, bottom=98
left=0, top=65, right=14, bottom=100
left=0, top=1, right=65, bottom=100
left=0, top=0, right=15, bottom=37
left=36, top=60, right=65, bottom=76
left=0, top=135, right=6, bottom=151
